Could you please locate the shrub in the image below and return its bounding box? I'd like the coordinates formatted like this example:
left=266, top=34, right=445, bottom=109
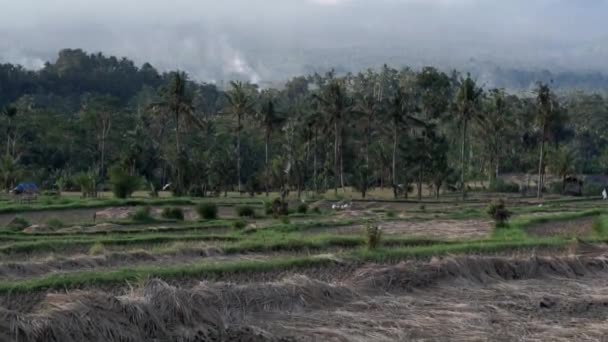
left=264, top=201, right=273, bottom=215
left=487, top=199, right=512, bottom=228
left=162, top=207, right=185, bottom=220
left=297, top=203, right=309, bottom=214
left=130, top=206, right=153, bottom=222
left=232, top=219, right=247, bottom=229
left=236, top=205, right=255, bottom=217
left=312, top=207, right=321, bottom=214
left=271, top=198, right=288, bottom=217
left=109, top=165, right=140, bottom=199
left=197, top=203, right=218, bottom=220
left=42, top=190, right=60, bottom=197
left=365, top=221, right=382, bottom=250
left=280, top=216, right=290, bottom=224
left=490, top=179, right=520, bottom=193
left=6, top=216, right=30, bottom=231
left=583, top=183, right=606, bottom=197
left=46, top=217, right=64, bottom=230
left=89, top=242, right=105, bottom=256
left=419, top=205, right=426, bottom=211
left=386, top=210, right=396, bottom=218
left=188, top=185, right=204, bottom=198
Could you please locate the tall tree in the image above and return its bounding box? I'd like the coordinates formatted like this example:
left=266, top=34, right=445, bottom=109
left=315, top=79, right=352, bottom=195
left=225, top=81, right=256, bottom=194
left=535, top=82, right=554, bottom=199
left=150, top=71, right=196, bottom=195
left=455, top=74, right=484, bottom=200
left=388, top=87, right=420, bottom=198
left=258, top=92, right=284, bottom=196
left=2, top=106, right=17, bottom=157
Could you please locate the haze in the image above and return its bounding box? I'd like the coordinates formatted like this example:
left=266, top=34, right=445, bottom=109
left=1, top=0, right=607, bottom=83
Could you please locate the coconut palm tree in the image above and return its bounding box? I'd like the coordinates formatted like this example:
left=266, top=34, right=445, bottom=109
left=314, top=79, right=352, bottom=195
left=535, top=82, right=554, bottom=199
left=258, top=92, right=284, bottom=196
left=149, top=71, right=197, bottom=195
left=387, top=86, right=422, bottom=198
left=455, top=74, right=484, bottom=200
left=225, top=81, right=257, bottom=194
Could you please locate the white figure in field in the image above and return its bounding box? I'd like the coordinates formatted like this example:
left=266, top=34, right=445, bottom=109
left=602, top=188, right=607, bottom=200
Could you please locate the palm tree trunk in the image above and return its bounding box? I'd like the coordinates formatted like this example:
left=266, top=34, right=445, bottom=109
left=175, top=110, right=181, bottom=194
left=461, top=119, right=468, bottom=200
left=392, top=123, right=398, bottom=198
left=237, top=114, right=242, bottom=194
left=5, top=118, right=10, bottom=157
left=537, top=123, right=546, bottom=199
left=313, top=128, right=318, bottom=193
left=265, top=131, right=270, bottom=197
left=334, top=121, right=339, bottom=196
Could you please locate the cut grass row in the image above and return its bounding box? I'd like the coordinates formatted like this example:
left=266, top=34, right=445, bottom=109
left=0, top=236, right=578, bottom=294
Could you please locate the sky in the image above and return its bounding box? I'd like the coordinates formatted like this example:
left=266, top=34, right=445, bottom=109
left=1, top=0, right=607, bottom=82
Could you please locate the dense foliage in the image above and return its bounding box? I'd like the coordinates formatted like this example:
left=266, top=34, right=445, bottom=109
left=2, top=49, right=608, bottom=198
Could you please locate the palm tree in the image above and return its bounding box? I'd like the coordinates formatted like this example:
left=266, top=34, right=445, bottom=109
left=481, top=88, right=511, bottom=185
left=314, top=79, right=352, bottom=195
left=225, top=81, right=256, bottom=194
left=149, top=71, right=196, bottom=195
left=535, top=82, right=554, bottom=199
left=258, top=92, right=284, bottom=196
left=455, top=74, right=484, bottom=200
left=2, top=106, right=17, bottom=157
left=388, top=87, right=421, bottom=198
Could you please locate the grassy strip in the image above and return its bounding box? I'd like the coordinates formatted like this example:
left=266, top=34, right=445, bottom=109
left=0, top=256, right=336, bottom=294
left=509, top=209, right=604, bottom=230
left=0, top=237, right=576, bottom=294
left=0, top=234, right=239, bottom=254
left=0, top=198, right=197, bottom=214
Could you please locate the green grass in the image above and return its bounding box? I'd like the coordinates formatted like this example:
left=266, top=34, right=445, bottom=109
left=0, top=234, right=239, bottom=254
left=0, top=256, right=336, bottom=294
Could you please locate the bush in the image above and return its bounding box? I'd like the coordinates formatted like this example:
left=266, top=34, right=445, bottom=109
left=232, top=219, right=247, bottom=229
left=297, top=203, right=309, bottom=214
left=264, top=201, right=273, bottom=215
left=490, top=179, right=520, bottom=193
left=46, top=217, right=64, bottom=230
left=130, top=206, right=153, bottom=222
left=188, top=185, right=204, bottom=198
left=583, top=183, right=606, bottom=197
left=42, top=190, right=60, bottom=197
left=109, top=165, right=140, bottom=199
left=236, top=205, right=255, bottom=217
left=386, top=210, right=396, bottom=218
left=487, top=199, right=512, bottom=228
left=365, top=221, right=382, bottom=250
left=162, top=207, right=185, bottom=220
left=280, top=216, right=290, bottom=224
left=197, top=203, right=218, bottom=220
left=271, top=198, right=288, bottom=217
left=89, top=242, right=105, bottom=256
left=6, top=216, right=30, bottom=231
left=312, top=207, right=321, bottom=214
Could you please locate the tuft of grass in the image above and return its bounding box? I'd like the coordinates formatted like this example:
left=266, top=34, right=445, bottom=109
left=592, top=215, right=608, bottom=237
left=46, top=217, right=65, bottom=230
left=161, top=207, right=185, bottom=221
left=487, top=199, right=512, bottom=228
left=130, top=206, right=154, bottom=222
left=89, top=242, right=105, bottom=255
left=196, top=203, right=218, bottom=220
left=232, top=219, right=247, bottom=230
left=365, top=221, right=382, bottom=250
left=6, top=216, right=30, bottom=231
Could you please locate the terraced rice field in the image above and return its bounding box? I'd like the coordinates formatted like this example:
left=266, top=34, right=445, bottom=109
left=1, top=195, right=608, bottom=341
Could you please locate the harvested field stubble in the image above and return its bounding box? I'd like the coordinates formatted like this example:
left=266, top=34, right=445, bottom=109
left=5, top=255, right=608, bottom=341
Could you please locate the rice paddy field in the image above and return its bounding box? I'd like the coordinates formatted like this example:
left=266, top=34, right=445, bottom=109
left=1, top=191, right=608, bottom=341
